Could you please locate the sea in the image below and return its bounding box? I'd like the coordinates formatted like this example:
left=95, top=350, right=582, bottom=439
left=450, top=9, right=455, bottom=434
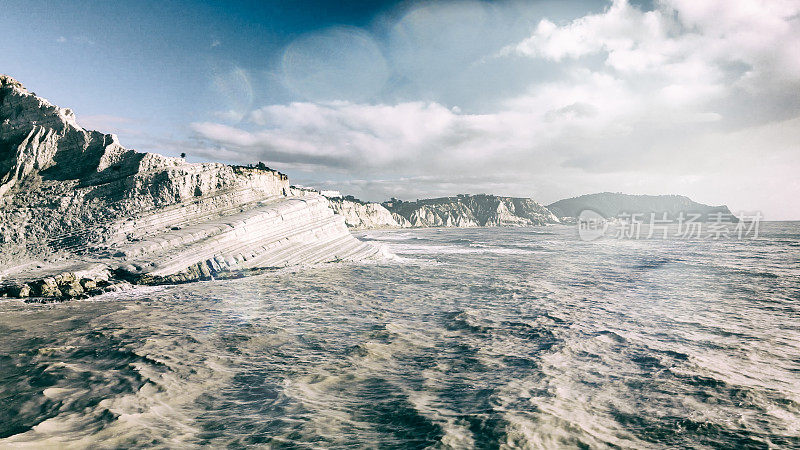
left=1, top=223, right=799, bottom=448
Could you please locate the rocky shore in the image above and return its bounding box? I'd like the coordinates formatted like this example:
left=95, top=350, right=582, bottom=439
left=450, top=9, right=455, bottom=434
left=0, top=75, right=381, bottom=301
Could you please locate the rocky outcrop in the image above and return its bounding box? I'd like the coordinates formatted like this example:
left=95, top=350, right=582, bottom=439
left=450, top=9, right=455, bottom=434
left=325, top=196, right=410, bottom=229
left=383, top=194, right=560, bottom=227
left=311, top=190, right=560, bottom=229
left=547, top=192, right=736, bottom=221
left=0, top=75, right=380, bottom=300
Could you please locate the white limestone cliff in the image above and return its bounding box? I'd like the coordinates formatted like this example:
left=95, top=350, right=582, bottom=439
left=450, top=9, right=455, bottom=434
left=384, top=194, right=560, bottom=228
left=326, top=197, right=411, bottom=229
left=0, top=75, right=380, bottom=300
left=304, top=190, right=559, bottom=230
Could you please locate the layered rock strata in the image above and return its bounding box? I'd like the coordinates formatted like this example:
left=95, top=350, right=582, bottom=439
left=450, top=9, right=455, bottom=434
left=0, top=75, right=380, bottom=300
left=325, top=196, right=411, bottom=229
left=383, top=194, right=560, bottom=227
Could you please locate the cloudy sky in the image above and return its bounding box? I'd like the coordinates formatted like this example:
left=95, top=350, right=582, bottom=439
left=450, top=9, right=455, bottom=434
left=2, top=0, right=799, bottom=218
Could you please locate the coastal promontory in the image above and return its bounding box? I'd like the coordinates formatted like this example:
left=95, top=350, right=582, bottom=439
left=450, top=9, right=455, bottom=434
left=0, top=75, right=380, bottom=300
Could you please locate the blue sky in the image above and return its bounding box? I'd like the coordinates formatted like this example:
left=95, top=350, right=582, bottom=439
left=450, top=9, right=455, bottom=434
left=2, top=0, right=799, bottom=218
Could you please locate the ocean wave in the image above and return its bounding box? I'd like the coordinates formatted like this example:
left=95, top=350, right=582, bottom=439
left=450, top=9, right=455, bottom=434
left=2, top=224, right=799, bottom=447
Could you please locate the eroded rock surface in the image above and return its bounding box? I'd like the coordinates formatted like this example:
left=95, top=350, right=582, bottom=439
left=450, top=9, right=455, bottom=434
left=383, top=194, right=560, bottom=227
left=0, top=75, right=380, bottom=300
left=317, top=192, right=559, bottom=230
left=326, top=196, right=411, bottom=229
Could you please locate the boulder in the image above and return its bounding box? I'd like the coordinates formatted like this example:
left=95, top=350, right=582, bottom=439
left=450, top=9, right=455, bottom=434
left=59, top=280, right=84, bottom=297
left=5, top=283, right=31, bottom=298
left=31, top=277, right=62, bottom=297
left=80, top=278, right=97, bottom=290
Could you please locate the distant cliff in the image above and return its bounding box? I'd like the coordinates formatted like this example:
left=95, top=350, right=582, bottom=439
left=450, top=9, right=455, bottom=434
left=383, top=194, right=560, bottom=227
left=547, top=192, right=735, bottom=220
left=325, top=196, right=411, bottom=229
left=0, top=75, right=380, bottom=300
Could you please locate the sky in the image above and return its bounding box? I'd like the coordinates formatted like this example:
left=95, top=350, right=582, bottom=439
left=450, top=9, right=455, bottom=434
left=2, top=0, right=799, bottom=219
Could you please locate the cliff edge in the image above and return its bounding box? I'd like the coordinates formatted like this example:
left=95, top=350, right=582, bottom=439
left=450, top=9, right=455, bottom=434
left=318, top=192, right=559, bottom=230
left=0, top=75, right=380, bottom=300
left=383, top=194, right=560, bottom=227
left=321, top=194, right=410, bottom=229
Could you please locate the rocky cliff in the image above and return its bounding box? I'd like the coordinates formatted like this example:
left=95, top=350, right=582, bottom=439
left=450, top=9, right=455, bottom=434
left=0, top=75, right=380, bottom=300
left=383, top=194, right=560, bottom=227
left=325, top=196, right=410, bottom=229
left=547, top=192, right=735, bottom=221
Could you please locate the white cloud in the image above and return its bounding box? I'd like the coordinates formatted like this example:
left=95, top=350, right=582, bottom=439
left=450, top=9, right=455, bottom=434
left=189, top=0, right=800, bottom=219
left=507, top=0, right=800, bottom=87
left=190, top=93, right=800, bottom=216
left=190, top=65, right=734, bottom=176
left=507, top=1, right=670, bottom=65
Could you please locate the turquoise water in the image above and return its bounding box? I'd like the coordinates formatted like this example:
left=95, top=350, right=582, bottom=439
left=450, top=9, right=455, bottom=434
left=1, top=224, right=799, bottom=448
